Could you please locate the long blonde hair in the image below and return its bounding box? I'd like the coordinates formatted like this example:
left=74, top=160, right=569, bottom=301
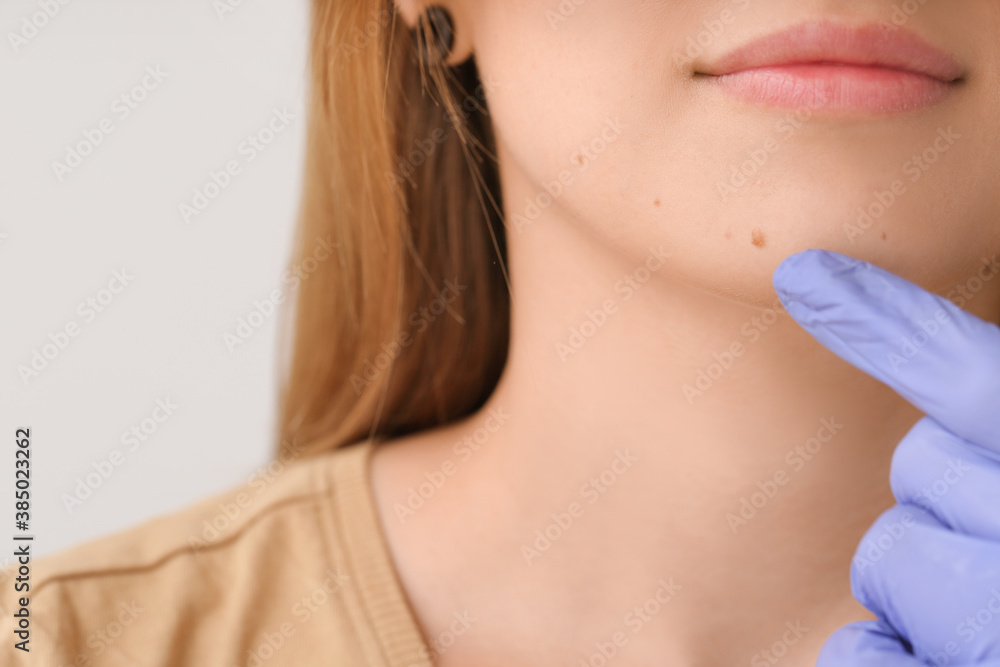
left=276, top=1, right=509, bottom=459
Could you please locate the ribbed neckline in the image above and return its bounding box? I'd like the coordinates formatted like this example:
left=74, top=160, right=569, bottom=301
left=324, top=438, right=434, bottom=667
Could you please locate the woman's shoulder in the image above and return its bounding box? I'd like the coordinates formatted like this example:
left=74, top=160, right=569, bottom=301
left=23, top=440, right=341, bottom=581
left=0, top=438, right=430, bottom=666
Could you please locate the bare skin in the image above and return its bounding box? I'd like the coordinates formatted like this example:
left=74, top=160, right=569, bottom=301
left=370, top=1, right=1000, bottom=665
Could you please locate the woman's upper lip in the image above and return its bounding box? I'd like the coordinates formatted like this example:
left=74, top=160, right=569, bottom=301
left=699, top=21, right=965, bottom=82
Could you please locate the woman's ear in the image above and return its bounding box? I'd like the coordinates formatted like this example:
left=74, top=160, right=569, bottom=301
left=393, top=1, right=474, bottom=67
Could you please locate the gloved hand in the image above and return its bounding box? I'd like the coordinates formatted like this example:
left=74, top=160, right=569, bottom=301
left=771, top=248, right=1000, bottom=667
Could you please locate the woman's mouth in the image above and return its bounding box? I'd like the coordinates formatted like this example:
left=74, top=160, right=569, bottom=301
left=696, top=21, right=966, bottom=114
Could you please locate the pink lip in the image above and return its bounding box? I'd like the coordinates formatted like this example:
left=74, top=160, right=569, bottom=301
left=699, top=22, right=965, bottom=113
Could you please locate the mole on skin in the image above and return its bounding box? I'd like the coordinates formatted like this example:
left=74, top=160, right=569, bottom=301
left=751, top=228, right=766, bottom=248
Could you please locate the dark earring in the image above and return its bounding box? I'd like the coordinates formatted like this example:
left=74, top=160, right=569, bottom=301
left=416, top=5, right=455, bottom=65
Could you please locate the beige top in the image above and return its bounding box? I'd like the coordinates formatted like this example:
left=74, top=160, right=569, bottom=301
left=0, top=439, right=434, bottom=666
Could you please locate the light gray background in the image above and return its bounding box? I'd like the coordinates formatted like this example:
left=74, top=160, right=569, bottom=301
left=0, top=0, right=310, bottom=559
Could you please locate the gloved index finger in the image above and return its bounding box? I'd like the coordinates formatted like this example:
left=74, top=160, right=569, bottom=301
left=772, top=249, right=1000, bottom=454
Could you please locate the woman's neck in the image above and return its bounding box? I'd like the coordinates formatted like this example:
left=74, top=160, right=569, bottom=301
left=368, top=163, right=1000, bottom=665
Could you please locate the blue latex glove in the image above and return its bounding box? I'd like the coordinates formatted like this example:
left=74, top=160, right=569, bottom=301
left=771, top=249, right=1000, bottom=667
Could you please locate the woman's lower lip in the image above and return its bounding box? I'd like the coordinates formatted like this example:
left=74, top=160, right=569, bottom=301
left=711, top=64, right=954, bottom=113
